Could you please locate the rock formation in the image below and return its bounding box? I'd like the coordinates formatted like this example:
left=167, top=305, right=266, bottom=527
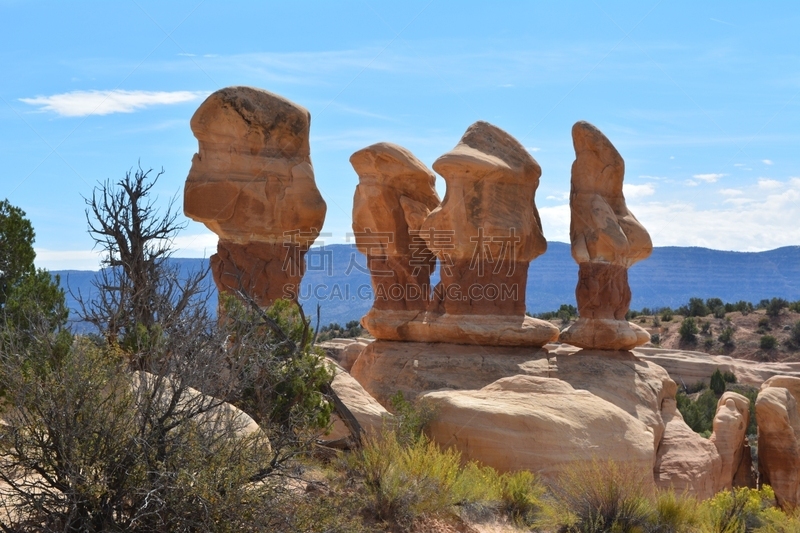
left=184, top=86, right=326, bottom=307
left=425, top=375, right=656, bottom=480
left=348, top=339, right=754, bottom=498
left=559, top=121, right=652, bottom=350
left=635, top=347, right=800, bottom=388
left=350, top=143, right=440, bottom=338
left=756, top=376, right=800, bottom=509
left=323, top=360, right=390, bottom=442
left=350, top=122, right=558, bottom=346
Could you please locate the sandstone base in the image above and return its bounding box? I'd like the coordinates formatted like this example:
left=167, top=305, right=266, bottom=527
left=558, top=318, right=651, bottom=350
left=362, top=309, right=559, bottom=347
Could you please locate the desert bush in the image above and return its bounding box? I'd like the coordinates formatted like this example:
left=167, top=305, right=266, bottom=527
left=499, top=470, right=546, bottom=527
left=651, top=333, right=661, bottom=345
left=766, top=298, right=788, bottom=318
left=698, top=485, right=775, bottom=533
left=789, top=321, right=800, bottom=349
left=316, top=319, right=365, bottom=342
left=661, top=308, right=674, bottom=322
left=546, top=459, right=653, bottom=533
left=648, top=490, right=700, bottom=533
left=0, top=336, right=277, bottom=532
left=679, top=317, right=699, bottom=344
left=653, top=316, right=661, bottom=327
left=351, top=432, right=462, bottom=526
left=388, top=391, right=438, bottom=445
left=719, top=327, right=735, bottom=348
left=761, top=335, right=778, bottom=350
left=710, top=369, right=727, bottom=396
left=676, top=389, right=718, bottom=435
left=701, top=321, right=712, bottom=335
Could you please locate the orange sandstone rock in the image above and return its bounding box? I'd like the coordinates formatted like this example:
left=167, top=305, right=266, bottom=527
left=559, top=121, right=652, bottom=350
left=184, top=87, right=326, bottom=306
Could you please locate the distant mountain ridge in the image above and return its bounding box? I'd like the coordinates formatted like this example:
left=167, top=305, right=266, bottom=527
left=53, top=242, right=800, bottom=328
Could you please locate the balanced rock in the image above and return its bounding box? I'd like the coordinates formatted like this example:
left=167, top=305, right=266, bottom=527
left=756, top=376, right=800, bottom=509
left=559, top=121, right=652, bottom=350
left=184, top=87, right=326, bottom=307
left=351, top=143, right=440, bottom=338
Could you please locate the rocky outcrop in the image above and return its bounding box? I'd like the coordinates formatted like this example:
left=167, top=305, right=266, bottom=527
left=318, top=338, right=373, bottom=373
left=559, top=122, right=652, bottom=350
left=710, top=392, right=754, bottom=490
left=756, top=376, right=800, bottom=509
left=349, top=340, right=755, bottom=498
left=424, top=375, right=655, bottom=480
left=636, top=347, right=800, bottom=388
left=184, top=86, right=326, bottom=307
left=325, top=361, right=390, bottom=442
left=654, top=397, right=721, bottom=498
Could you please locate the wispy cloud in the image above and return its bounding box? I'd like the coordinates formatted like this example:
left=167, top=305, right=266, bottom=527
left=762, top=159, right=774, bottom=165
left=20, top=89, right=208, bottom=117
left=623, top=183, right=656, bottom=199
left=526, top=146, right=541, bottom=153
left=719, top=188, right=743, bottom=196
left=758, top=178, right=782, bottom=190
left=692, top=173, right=725, bottom=183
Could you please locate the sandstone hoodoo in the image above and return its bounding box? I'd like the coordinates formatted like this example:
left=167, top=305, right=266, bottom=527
left=350, top=143, right=440, bottom=339
left=559, top=121, right=653, bottom=350
left=351, top=122, right=559, bottom=347
left=183, top=87, right=327, bottom=307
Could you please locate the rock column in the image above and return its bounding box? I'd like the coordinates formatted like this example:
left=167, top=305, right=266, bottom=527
left=183, top=87, right=326, bottom=307
left=559, top=121, right=652, bottom=350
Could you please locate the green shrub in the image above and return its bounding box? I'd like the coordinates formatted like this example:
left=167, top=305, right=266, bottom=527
left=649, top=490, right=699, bottom=533
left=719, top=326, right=735, bottom=348
left=661, top=308, right=674, bottom=322
left=676, top=389, right=718, bottom=434
left=761, top=335, right=778, bottom=350
left=699, top=486, right=775, bottom=533
left=766, top=298, right=788, bottom=318
left=688, top=297, right=710, bottom=317
left=679, top=317, right=699, bottom=344
left=701, top=321, right=712, bottom=335
left=388, top=391, right=437, bottom=445
left=499, top=470, right=546, bottom=527
left=789, top=321, right=800, bottom=349
left=710, top=369, right=727, bottom=396
left=651, top=333, right=661, bottom=345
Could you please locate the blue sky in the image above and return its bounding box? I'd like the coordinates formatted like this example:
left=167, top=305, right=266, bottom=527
left=2, top=1, right=800, bottom=270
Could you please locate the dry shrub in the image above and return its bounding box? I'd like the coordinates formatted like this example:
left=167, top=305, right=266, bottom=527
left=545, top=458, right=653, bottom=533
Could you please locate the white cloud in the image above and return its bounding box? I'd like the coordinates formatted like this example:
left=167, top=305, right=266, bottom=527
left=34, top=249, right=102, bottom=270
left=20, top=89, right=208, bottom=117
left=171, top=232, right=219, bottom=257
left=538, top=204, right=571, bottom=243
left=762, top=159, right=774, bottom=165
left=526, top=146, right=541, bottom=152
left=692, top=173, right=725, bottom=183
left=623, top=183, right=655, bottom=199
left=630, top=181, right=800, bottom=251
left=734, top=163, right=745, bottom=167
left=639, top=175, right=665, bottom=181
left=545, top=191, right=569, bottom=201
left=685, top=179, right=699, bottom=187
left=758, top=178, right=783, bottom=190
left=537, top=178, right=800, bottom=251
left=719, top=188, right=743, bottom=196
